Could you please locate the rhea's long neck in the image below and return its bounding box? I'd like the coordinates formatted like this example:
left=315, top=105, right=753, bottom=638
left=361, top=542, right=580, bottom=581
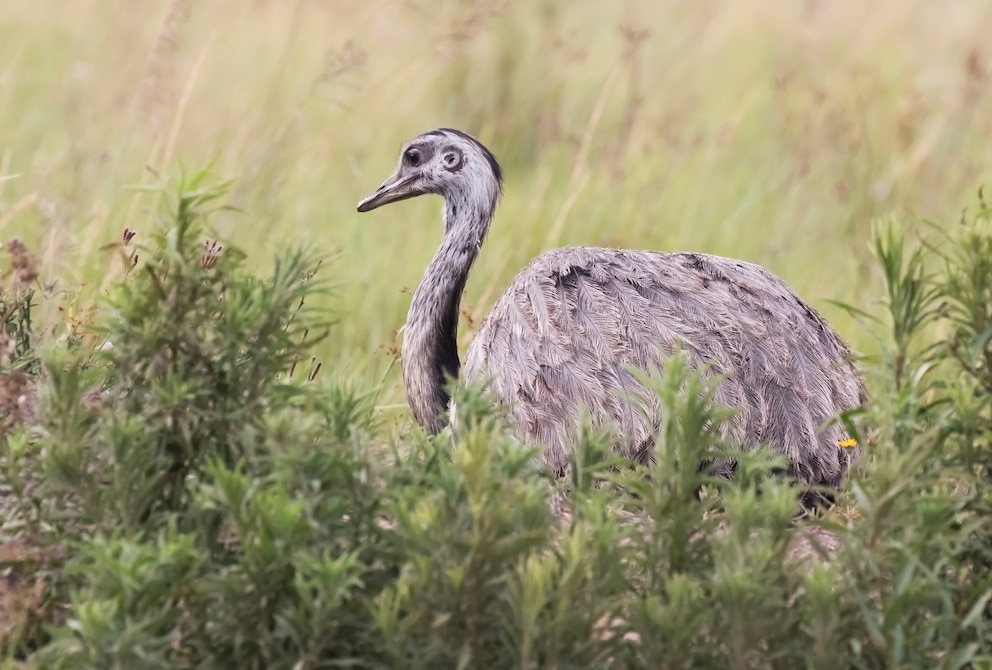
left=402, top=195, right=493, bottom=433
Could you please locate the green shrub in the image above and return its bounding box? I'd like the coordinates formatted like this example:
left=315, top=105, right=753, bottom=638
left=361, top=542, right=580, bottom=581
left=1, top=176, right=990, bottom=668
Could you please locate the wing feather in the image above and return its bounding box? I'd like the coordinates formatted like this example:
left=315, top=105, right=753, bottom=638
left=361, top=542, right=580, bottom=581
left=463, top=246, right=865, bottom=487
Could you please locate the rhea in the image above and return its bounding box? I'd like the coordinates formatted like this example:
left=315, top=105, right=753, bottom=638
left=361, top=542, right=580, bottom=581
left=357, top=128, right=865, bottom=497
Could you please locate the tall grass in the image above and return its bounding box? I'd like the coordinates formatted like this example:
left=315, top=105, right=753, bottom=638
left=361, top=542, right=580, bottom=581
left=1, top=0, right=991, bottom=415
left=2, top=2, right=992, bottom=665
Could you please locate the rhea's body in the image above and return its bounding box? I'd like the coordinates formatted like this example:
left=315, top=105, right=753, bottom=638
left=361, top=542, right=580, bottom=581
left=358, top=128, right=865, bottom=494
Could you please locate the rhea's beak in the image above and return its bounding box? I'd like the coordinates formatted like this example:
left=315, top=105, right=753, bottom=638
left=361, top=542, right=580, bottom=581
left=356, top=172, right=421, bottom=213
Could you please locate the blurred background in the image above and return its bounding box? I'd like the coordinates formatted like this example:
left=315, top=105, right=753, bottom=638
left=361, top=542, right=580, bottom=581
left=1, top=0, right=991, bottom=406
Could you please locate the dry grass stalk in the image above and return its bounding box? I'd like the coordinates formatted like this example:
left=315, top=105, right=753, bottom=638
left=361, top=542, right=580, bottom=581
left=135, top=0, right=190, bottom=137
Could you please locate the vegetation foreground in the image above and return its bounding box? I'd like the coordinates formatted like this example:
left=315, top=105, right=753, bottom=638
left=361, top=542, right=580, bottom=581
left=0, top=171, right=988, bottom=668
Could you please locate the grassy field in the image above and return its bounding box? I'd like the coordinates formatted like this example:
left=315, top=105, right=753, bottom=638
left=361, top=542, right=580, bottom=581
left=3, top=3, right=992, bottom=663
left=2, top=0, right=991, bottom=413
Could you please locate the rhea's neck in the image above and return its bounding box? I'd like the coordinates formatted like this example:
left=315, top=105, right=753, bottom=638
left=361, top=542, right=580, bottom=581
left=402, top=194, right=494, bottom=433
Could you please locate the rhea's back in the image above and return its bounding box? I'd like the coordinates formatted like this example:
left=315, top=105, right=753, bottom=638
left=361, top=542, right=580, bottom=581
left=463, top=246, right=865, bottom=486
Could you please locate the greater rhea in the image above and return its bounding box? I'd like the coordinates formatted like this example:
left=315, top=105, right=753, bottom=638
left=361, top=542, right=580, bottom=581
left=357, top=128, right=865, bottom=500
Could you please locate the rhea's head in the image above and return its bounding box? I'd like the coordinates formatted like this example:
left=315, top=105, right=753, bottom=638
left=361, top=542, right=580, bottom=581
left=356, top=128, right=503, bottom=217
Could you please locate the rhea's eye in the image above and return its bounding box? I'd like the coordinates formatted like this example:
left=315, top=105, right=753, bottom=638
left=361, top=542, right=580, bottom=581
left=442, top=151, right=462, bottom=169
left=403, top=148, right=422, bottom=167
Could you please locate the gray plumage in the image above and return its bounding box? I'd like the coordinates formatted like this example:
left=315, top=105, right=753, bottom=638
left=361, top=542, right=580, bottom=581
left=357, top=128, right=865, bottom=494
